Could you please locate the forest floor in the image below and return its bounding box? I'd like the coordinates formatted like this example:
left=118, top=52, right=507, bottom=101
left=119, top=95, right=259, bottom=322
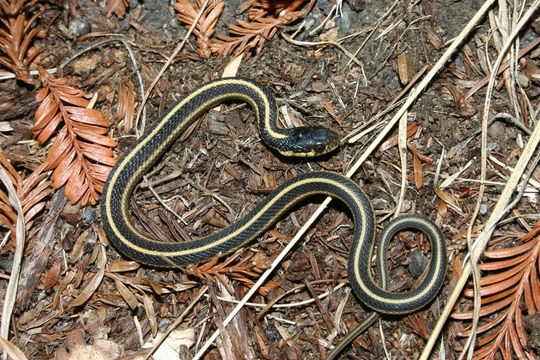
left=1, top=0, right=539, bottom=359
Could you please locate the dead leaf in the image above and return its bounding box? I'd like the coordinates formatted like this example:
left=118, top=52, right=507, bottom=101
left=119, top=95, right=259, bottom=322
left=43, top=259, right=62, bottom=290
left=142, top=293, right=158, bottom=336
left=378, top=123, right=419, bottom=152
left=397, top=51, right=411, bottom=85
left=107, top=260, right=141, bottom=272
left=142, top=329, right=195, bottom=360
left=105, top=0, right=129, bottom=18
left=114, top=279, right=139, bottom=310
left=115, top=80, right=136, bottom=133
left=425, top=29, right=444, bottom=49
left=69, top=246, right=106, bottom=307
left=55, top=332, right=122, bottom=360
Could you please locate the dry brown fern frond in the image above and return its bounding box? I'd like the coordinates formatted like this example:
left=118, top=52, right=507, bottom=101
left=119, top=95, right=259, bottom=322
left=114, top=79, right=136, bottom=134
left=0, top=0, right=40, bottom=16
left=210, top=0, right=314, bottom=58
left=0, top=152, right=52, bottom=252
left=104, top=0, right=129, bottom=19
left=452, top=221, right=540, bottom=359
left=190, top=251, right=277, bottom=295
left=33, top=67, right=116, bottom=206
left=173, top=0, right=225, bottom=58
left=0, top=152, right=20, bottom=244
left=175, top=0, right=313, bottom=58
left=246, top=0, right=313, bottom=18
left=211, top=10, right=301, bottom=57
left=0, top=7, right=42, bottom=84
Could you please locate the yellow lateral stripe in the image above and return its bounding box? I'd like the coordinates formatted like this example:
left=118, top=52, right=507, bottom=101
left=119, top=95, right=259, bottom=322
left=352, top=223, right=444, bottom=305
left=113, top=177, right=351, bottom=256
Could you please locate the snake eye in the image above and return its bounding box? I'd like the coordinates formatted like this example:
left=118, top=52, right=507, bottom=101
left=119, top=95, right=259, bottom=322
left=314, top=144, right=326, bottom=154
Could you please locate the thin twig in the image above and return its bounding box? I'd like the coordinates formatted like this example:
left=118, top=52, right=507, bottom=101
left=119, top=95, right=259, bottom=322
left=344, top=0, right=400, bottom=68
left=143, top=286, right=208, bottom=360
left=280, top=32, right=363, bottom=66
left=211, top=283, right=346, bottom=308
left=465, top=37, right=540, bottom=99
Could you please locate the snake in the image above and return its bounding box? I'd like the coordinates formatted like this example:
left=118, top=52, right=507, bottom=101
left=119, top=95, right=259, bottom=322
left=100, top=77, right=446, bottom=358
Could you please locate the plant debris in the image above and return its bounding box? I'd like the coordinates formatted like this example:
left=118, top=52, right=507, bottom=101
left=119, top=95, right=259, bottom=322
left=0, top=0, right=539, bottom=359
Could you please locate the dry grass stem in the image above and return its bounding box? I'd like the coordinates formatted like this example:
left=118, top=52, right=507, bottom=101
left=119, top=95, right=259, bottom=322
left=395, top=109, right=409, bottom=216
left=0, top=336, right=27, bottom=360
left=0, top=161, right=24, bottom=357
left=280, top=33, right=363, bottom=67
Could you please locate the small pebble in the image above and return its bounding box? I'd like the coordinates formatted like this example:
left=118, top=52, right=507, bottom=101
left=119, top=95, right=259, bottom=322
left=158, top=318, right=171, bottom=332
left=486, top=142, right=498, bottom=151
left=0, top=259, right=13, bottom=274
left=264, top=322, right=281, bottom=341
left=408, top=250, right=429, bottom=278
left=336, top=2, right=353, bottom=35
left=480, top=203, right=489, bottom=215
left=81, top=207, right=96, bottom=227
left=68, top=17, right=91, bottom=36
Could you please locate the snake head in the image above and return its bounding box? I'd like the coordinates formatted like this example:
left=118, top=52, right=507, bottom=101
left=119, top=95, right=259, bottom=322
left=282, top=126, right=341, bottom=157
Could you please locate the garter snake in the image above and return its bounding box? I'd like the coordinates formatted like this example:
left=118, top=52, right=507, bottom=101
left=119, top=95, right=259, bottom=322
left=100, top=77, right=446, bottom=358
